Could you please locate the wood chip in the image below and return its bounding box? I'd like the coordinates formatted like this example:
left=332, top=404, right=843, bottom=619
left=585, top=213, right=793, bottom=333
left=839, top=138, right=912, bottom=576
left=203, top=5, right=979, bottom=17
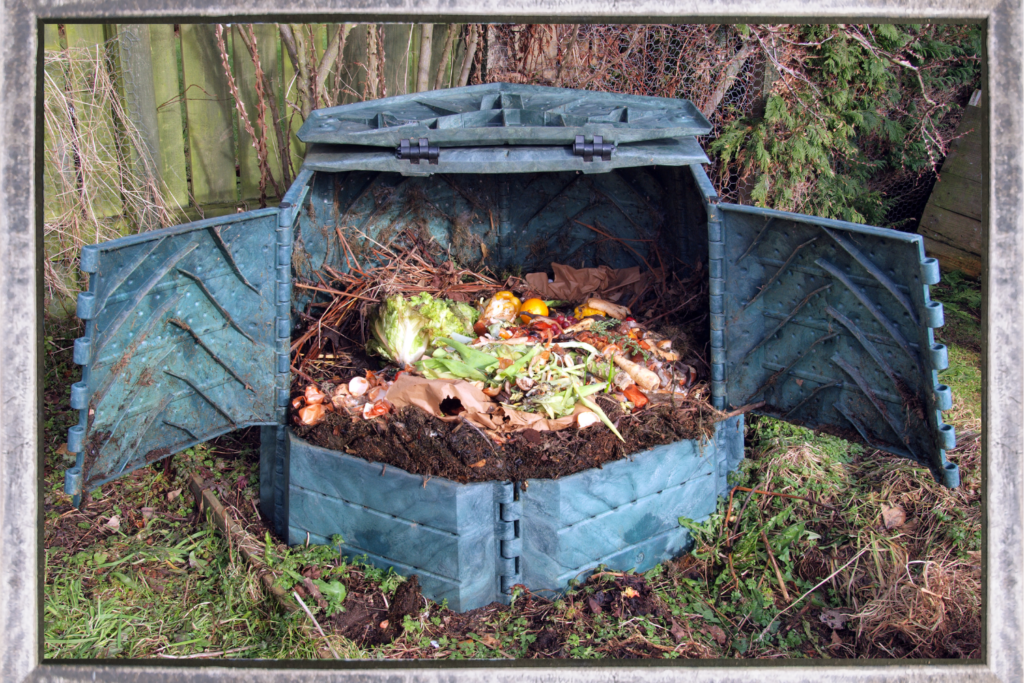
left=469, top=459, right=487, bottom=468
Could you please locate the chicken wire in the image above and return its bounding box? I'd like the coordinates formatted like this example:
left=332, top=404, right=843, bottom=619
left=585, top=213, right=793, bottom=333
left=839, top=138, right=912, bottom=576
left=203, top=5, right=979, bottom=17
left=478, top=23, right=969, bottom=231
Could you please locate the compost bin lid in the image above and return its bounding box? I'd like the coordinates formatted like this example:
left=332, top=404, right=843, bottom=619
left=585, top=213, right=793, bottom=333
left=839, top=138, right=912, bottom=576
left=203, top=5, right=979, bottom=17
left=297, top=83, right=712, bottom=148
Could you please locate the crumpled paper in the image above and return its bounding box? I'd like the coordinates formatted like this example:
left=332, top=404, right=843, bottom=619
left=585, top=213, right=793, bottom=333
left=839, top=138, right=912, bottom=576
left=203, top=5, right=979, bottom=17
left=384, top=374, right=583, bottom=436
left=524, top=263, right=659, bottom=304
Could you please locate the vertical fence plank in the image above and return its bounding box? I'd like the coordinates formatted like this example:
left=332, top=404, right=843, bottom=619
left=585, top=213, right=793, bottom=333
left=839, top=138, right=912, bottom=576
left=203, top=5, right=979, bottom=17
left=115, top=24, right=163, bottom=228
left=63, top=24, right=123, bottom=220
left=149, top=24, right=189, bottom=210
left=383, top=24, right=414, bottom=97
left=180, top=23, right=238, bottom=207
left=338, top=24, right=368, bottom=104
left=233, top=24, right=284, bottom=203
left=280, top=24, right=326, bottom=179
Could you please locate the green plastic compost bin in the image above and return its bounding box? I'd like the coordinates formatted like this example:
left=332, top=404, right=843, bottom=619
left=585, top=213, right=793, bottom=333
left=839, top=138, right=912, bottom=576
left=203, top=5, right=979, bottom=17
left=65, top=84, right=958, bottom=613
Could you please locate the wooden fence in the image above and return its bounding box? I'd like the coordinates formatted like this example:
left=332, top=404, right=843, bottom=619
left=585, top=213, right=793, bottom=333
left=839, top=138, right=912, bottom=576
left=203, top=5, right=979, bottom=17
left=44, top=23, right=473, bottom=223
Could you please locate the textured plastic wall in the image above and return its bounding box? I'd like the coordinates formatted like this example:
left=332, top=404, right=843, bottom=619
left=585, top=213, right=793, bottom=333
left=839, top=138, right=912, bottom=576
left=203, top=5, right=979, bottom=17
left=280, top=416, right=744, bottom=612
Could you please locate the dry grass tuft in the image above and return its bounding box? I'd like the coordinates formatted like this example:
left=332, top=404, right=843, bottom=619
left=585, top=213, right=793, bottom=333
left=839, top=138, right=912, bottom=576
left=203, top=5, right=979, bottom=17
left=43, top=37, right=184, bottom=307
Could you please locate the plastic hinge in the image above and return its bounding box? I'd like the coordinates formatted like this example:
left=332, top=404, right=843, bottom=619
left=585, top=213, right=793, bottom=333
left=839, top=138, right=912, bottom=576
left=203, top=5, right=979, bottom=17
left=938, top=423, right=957, bottom=450
left=934, top=384, right=953, bottom=411
left=80, top=245, right=100, bottom=273
left=67, top=424, right=85, bottom=453
left=708, top=206, right=727, bottom=410
left=397, top=138, right=440, bottom=165
left=924, top=300, right=945, bottom=328
left=70, top=382, right=89, bottom=410
left=708, top=241, right=724, bottom=261
left=76, top=292, right=96, bottom=320
left=572, top=135, right=614, bottom=162
left=501, top=500, right=522, bottom=522
left=500, top=574, right=523, bottom=594
left=274, top=208, right=292, bottom=427
left=930, top=343, right=949, bottom=371
left=64, top=467, right=83, bottom=496
left=501, top=538, right=522, bottom=558
left=497, top=484, right=521, bottom=596
left=73, top=337, right=91, bottom=366
left=920, top=258, right=941, bottom=286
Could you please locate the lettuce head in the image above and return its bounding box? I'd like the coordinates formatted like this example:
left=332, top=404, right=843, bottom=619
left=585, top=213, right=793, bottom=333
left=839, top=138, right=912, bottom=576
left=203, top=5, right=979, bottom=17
left=366, top=294, right=480, bottom=367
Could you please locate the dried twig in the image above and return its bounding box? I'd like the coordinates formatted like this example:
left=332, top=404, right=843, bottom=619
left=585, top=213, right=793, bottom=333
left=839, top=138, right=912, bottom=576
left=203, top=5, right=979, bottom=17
left=293, top=591, right=341, bottom=659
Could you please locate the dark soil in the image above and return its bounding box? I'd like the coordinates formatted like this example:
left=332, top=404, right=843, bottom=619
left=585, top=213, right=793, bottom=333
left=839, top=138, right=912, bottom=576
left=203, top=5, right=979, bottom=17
left=293, top=395, right=721, bottom=484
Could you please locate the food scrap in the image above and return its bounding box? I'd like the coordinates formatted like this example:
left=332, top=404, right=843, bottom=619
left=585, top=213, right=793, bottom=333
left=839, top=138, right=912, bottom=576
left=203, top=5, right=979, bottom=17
left=291, top=285, right=705, bottom=443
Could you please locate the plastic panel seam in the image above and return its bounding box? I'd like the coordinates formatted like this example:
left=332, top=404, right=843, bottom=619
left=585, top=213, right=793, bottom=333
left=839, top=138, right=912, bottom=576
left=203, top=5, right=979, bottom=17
left=708, top=204, right=726, bottom=410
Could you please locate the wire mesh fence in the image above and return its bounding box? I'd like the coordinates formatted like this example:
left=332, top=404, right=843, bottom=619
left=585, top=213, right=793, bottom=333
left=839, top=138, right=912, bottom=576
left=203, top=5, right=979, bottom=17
left=479, top=23, right=979, bottom=229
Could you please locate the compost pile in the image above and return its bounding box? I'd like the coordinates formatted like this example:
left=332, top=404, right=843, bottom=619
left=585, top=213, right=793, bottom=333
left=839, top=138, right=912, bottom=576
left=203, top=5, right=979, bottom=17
left=290, top=229, right=721, bottom=483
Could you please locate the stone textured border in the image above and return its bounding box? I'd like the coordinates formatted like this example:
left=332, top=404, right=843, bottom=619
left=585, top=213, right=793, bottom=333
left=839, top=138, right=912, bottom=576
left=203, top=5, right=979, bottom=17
left=1, top=2, right=1019, bottom=681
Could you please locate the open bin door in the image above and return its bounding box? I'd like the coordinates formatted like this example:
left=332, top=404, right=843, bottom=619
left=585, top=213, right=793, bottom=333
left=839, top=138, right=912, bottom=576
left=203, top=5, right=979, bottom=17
left=63, top=174, right=311, bottom=502
left=711, top=202, right=959, bottom=487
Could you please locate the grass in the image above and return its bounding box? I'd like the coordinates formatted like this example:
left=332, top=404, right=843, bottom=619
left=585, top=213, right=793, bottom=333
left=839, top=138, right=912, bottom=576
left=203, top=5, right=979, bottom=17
left=41, top=270, right=983, bottom=661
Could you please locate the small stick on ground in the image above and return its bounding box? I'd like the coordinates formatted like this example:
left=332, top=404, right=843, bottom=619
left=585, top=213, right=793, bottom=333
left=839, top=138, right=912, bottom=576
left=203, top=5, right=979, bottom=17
left=293, top=591, right=341, bottom=659
left=761, top=530, right=791, bottom=602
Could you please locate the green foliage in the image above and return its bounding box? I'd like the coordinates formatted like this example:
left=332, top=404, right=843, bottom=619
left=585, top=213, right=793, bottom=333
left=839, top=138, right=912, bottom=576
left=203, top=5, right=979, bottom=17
left=709, top=24, right=982, bottom=225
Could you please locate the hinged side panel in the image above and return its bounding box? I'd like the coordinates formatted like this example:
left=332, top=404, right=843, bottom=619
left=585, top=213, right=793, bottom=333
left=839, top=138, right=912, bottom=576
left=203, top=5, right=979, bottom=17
left=715, top=203, right=959, bottom=487
left=65, top=209, right=282, bottom=498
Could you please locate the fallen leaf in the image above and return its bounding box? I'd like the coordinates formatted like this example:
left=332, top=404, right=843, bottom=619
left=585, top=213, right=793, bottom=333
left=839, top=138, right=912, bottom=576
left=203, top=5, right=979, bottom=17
left=140, top=507, right=155, bottom=521
left=831, top=630, right=843, bottom=647
left=794, top=378, right=804, bottom=387
left=167, top=488, right=181, bottom=502
left=622, top=586, right=640, bottom=599
left=104, top=515, right=120, bottom=531
left=379, top=620, right=389, bottom=630
left=469, top=459, right=487, bottom=468
left=587, top=596, right=602, bottom=614
left=881, top=503, right=906, bottom=529
left=479, top=635, right=500, bottom=649
left=708, top=624, right=727, bottom=645
left=670, top=619, right=686, bottom=643
left=56, top=442, right=69, bottom=456
left=819, top=609, right=849, bottom=630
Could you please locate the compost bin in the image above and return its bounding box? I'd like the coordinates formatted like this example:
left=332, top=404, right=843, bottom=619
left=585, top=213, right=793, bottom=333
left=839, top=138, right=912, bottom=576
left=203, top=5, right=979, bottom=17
left=64, top=84, right=959, bottom=613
